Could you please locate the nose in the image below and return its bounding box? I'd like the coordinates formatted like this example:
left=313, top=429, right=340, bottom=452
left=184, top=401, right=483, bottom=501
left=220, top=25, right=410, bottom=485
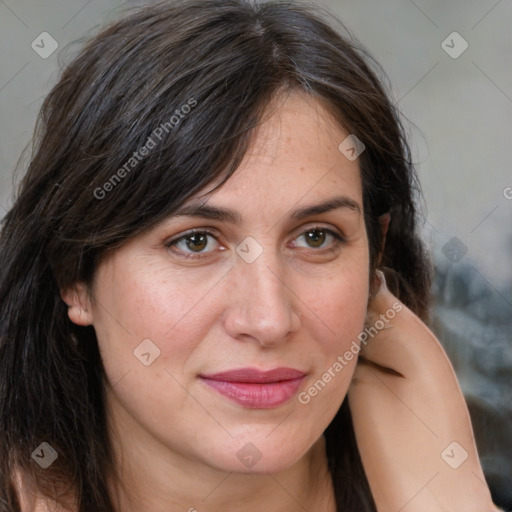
left=223, top=250, right=301, bottom=347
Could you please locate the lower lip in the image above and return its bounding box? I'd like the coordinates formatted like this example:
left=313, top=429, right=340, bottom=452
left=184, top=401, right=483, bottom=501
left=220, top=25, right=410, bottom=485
left=200, top=377, right=305, bottom=409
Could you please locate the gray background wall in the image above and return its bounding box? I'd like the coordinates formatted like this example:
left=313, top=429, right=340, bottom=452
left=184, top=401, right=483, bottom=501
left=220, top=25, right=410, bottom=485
left=1, top=0, right=511, bottom=507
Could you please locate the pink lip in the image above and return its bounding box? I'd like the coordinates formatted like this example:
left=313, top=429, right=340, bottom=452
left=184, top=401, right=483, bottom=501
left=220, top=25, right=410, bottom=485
left=199, top=367, right=306, bottom=409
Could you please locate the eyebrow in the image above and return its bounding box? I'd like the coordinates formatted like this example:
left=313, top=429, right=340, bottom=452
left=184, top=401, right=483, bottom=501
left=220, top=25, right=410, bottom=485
left=171, top=195, right=361, bottom=224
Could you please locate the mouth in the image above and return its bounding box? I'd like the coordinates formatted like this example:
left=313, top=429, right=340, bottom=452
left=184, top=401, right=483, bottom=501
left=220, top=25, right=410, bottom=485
left=199, top=367, right=306, bottom=409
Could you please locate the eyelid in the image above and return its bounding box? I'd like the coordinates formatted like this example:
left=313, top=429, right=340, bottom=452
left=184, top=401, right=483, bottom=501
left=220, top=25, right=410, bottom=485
left=290, top=222, right=345, bottom=241
left=289, top=225, right=346, bottom=251
left=165, top=228, right=219, bottom=247
left=166, top=223, right=345, bottom=245
left=165, top=223, right=346, bottom=259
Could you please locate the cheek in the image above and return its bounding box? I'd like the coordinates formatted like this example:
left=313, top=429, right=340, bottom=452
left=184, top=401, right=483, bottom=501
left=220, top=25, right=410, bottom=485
left=91, top=263, right=221, bottom=435
left=295, top=273, right=369, bottom=420
left=306, top=260, right=370, bottom=352
left=91, top=258, right=224, bottom=385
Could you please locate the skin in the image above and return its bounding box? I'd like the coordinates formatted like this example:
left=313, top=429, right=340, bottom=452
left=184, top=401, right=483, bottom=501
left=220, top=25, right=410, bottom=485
left=55, top=90, right=499, bottom=512
left=349, top=271, right=500, bottom=512
left=62, top=90, right=369, bottom=512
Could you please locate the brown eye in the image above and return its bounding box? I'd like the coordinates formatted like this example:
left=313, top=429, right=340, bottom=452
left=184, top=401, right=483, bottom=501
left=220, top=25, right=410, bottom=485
left=184, top=233, right=209, bottom=252
left=305, top=229, right=327, bottom=248
left=166, top=230, right=220, bottom=258
left=294, top=227, right=343, bottom=250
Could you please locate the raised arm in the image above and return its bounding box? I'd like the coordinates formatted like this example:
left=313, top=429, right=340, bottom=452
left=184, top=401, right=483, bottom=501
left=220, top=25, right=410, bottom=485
left=348, top=270, right=500, bottom=512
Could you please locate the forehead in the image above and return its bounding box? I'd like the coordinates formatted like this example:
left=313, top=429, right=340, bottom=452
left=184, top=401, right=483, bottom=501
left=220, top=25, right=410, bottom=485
left=189, top=90, right=363, bottom=214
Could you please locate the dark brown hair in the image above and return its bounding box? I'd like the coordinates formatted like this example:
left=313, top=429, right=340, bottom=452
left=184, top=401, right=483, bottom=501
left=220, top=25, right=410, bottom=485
left=0, top=1, right=431, bottom=510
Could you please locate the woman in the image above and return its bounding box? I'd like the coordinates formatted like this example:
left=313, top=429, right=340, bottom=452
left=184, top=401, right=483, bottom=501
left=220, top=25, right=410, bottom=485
left=0, top=0, right=501, bottom=510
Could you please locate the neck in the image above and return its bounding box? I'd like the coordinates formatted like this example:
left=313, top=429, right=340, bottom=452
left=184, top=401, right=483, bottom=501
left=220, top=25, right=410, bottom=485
left=105, top=392, right=336, bottom=512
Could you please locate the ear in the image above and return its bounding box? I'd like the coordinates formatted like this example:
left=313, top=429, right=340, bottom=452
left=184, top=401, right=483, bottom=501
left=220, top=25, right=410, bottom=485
left=377, top=212, right=391, bottom=266
left=60, top=282, right=93, bottom=326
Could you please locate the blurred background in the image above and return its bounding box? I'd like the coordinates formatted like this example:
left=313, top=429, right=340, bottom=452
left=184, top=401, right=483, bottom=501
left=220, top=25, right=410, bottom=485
left=0, top=0, right=510, bottom=507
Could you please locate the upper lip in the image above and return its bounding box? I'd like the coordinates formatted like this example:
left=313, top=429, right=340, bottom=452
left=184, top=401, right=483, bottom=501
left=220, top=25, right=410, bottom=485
left=200, top=367, right=306, bottom=383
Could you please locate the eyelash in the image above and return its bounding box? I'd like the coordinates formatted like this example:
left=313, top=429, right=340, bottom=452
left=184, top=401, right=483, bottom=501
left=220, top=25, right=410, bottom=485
left=165, top=226, right=346, bottom=260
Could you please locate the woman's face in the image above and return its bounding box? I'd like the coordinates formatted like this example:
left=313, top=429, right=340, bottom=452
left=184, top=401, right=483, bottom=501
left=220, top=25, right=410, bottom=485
left=74, top=91, right=370, bottom=474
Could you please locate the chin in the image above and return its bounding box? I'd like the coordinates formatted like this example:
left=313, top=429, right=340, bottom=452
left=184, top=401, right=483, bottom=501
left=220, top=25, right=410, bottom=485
left=203, top=435, right=314, bottom=475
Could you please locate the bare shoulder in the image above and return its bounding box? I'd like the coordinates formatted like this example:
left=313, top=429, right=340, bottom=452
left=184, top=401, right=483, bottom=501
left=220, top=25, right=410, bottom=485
left=11, top=468, right=76, bottom=512
left=11, top=467, right=36, bottom=512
